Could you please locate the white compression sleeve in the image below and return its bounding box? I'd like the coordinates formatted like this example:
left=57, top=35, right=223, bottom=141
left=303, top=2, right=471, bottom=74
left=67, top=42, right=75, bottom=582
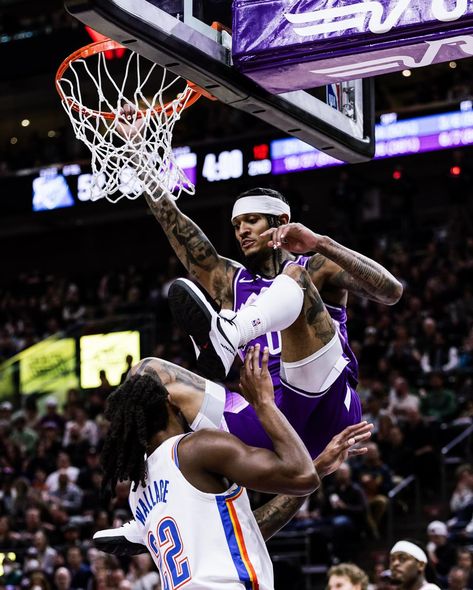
left=233, top=273, right=304, bottom=346
left=190, top=380, right=226, bottom=431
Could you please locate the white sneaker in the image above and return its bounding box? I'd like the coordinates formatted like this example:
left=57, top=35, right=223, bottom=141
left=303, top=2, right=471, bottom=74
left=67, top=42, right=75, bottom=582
left=93, top=520, right=147, bottom=556
left=168, top=278, right=239, bottom=380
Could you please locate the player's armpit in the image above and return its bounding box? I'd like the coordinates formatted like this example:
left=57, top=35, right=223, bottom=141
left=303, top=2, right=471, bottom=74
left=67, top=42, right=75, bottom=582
left=186, top=429, right=318, bottom=496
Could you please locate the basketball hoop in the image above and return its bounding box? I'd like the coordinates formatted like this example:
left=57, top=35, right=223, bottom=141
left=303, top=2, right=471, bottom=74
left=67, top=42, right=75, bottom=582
left=55, top=39, right=203, bottom=203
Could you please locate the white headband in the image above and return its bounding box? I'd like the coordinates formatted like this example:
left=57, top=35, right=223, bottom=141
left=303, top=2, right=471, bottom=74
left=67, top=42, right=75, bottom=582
left=390, top=541, right=427, bottom=563
left=231, top=196, right=291, bottom=221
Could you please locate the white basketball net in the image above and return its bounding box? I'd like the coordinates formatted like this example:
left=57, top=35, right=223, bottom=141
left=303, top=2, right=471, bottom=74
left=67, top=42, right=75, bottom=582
left=57, top=45, right=197, bottom=203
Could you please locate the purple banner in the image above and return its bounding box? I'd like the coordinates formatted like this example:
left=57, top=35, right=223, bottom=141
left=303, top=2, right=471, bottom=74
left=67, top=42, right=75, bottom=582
left=233, top=0, right=473, bottom=92
left=270, top=108, right=473, bottom=174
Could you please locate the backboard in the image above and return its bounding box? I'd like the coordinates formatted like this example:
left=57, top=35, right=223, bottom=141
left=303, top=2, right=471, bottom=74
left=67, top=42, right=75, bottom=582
left=64, top=0, right=375, bottom=164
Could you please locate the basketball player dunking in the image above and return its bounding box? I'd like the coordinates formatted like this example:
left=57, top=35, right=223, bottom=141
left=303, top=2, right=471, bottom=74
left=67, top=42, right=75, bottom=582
left=146, top=187, right=402, bottom=459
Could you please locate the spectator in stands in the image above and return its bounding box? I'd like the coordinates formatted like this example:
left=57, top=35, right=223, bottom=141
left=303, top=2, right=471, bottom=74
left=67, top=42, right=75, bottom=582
left=362, top=390, right=389, bottom=438
left=0, top=515, right=21, bottom=550
left=81, top=468, right=104, bottom=513
left=63, top=406, right=99, bottom=448
left=427, top=520, right=458, bottom=583
left=33, top=529, right=58, bottom=578
left=54, top=566, right=73, bottom=590
left=45, top=451, right=79, bottom=492
left=49, top=470, right=83, bottom=515
left=421, top=373, right=458, bottom=423
left=19, top=507, right=44, bottom=545
left=450, top=465, right=473, bottom=526
left=120, top=354, right=134, bottom=384
left=64, top=423, right=90, bottom=468
left=447, top=566, right=470, bottom=590
left=127, top=554, right=160, bottom=590
left=382, top=425, right=414, bottom=479
left=359, top=327, right=385, bottom=379
left=108, top=480, right=132, bottom=519
left=354, top=442, right=393, bottom=539
left=0, top=401, right=13, bottom=422
left=62, top=283, right=86, bottom=325
left=27, top=569, right=52, bottom=590
left=57, top=521, right=83, bottom=556
left=38, top=396, right=65, bottom=433
left=26, top=437, right=58, bottom=480
left=77, top=446, right=102, bottom=489
left=96, top=369, right=113, bottom=398
left=420, top=324, right=459, bottom=374
left=388, top=377, right=420, bottom=419
left=457, top=549, right=473, bottom=590
left=403, top=408, right=438, bottom=492
left=9, top=411, right=38, bottom=456
left=386, top=328, right=421, bottom=381
left=323, top=462, right=368, bottom=560
left=63, top=389, right=82, bottom=422
left=65, top=546, right=93, bottom=589
left=328, top=563, right=369, bottom=590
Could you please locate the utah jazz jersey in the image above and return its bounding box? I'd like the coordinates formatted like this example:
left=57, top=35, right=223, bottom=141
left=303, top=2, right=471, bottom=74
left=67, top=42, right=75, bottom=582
left=128, top=434, right=274, bottom=590
left=232, top=255, right=358, bottom=388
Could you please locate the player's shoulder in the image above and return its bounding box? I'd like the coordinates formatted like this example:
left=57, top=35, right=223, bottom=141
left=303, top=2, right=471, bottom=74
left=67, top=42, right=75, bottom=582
left=220, top=256, right=243, bottom=272
left=179, top=429, right=243, bottom=463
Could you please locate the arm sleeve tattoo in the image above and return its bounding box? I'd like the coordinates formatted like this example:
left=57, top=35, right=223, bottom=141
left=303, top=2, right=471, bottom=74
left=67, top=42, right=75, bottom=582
left=253, top=495, right=306, bottom=541
left=317, top=237, right=403, bottom=305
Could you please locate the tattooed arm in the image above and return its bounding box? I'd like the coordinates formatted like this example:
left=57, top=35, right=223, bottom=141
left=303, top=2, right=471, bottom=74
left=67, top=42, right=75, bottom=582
left=116, top=107, right=237, bottom=300
left=253, top=422, right=372, bottom=541
left=145, top=193, right=238, bottom=302
left=314, top=235, right=403, bottom=305
left=261, top=223, right=403, bottom=306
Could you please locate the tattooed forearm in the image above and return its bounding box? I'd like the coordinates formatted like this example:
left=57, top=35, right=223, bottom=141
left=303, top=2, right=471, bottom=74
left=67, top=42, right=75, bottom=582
left=318, top=236, right=403, bottom=305
left=140, top=358, right=206, bottom=391
left=253, top=495, right=306, bottom=541
left=145, top=193, right=220, bottom=280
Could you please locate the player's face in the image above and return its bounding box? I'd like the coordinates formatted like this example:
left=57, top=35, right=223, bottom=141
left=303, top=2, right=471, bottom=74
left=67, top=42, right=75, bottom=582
left=232, top=213, right=270, bottom=257
left=390, top=552, right=422, bottom=586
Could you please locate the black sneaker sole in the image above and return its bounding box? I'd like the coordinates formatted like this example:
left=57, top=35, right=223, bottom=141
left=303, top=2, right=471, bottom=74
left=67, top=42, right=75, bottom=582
left=168, top=280, right=226, bottom=380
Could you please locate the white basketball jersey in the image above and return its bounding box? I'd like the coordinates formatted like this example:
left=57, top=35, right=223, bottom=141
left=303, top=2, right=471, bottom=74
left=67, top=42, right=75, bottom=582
left=128, top=434, right=274, bottom=590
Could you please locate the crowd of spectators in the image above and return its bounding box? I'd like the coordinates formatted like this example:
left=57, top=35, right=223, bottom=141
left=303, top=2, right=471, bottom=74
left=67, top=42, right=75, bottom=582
left=0, top=215, right=471, bottom=589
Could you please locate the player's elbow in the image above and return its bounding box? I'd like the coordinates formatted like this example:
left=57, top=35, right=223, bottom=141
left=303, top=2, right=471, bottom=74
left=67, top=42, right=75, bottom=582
left=289, top=467, right=320, bottom=496
left=385, top=280, right=403, bottom=305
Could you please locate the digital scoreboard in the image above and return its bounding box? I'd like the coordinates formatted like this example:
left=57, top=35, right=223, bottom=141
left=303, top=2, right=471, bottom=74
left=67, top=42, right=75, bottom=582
left=30, top=107, right=473, bottom=210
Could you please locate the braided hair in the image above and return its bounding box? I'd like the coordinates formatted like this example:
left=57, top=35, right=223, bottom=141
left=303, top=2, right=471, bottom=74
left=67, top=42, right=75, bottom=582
left=235, top=188, right=290, bottom=276
left=101, top=374, right=169, bottom=492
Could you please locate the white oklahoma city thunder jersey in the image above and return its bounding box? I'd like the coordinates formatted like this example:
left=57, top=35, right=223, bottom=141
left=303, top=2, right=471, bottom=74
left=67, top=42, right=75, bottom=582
left=128, top=434, right=274, bottom=590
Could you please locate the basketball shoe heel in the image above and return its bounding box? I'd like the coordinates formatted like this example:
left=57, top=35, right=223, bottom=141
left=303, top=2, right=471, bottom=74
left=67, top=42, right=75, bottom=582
left=168, top=278, right=239, bottom=380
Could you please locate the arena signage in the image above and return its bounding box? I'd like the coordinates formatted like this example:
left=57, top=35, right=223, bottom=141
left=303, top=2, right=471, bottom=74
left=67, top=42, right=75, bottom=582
left=233, top=0, right=473, bottom=92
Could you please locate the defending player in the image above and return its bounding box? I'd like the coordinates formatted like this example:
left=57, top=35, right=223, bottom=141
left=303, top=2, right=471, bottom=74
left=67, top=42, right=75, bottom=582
left=94, top=347, right=372, bottom=572
left=147, top=187, right=402, bottom=458
left=97, top=345, right=318, bottom=590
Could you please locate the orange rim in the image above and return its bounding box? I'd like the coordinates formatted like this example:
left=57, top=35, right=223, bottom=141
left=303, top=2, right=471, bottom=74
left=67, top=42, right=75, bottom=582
left=55, top=39, right=203, bottom=119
